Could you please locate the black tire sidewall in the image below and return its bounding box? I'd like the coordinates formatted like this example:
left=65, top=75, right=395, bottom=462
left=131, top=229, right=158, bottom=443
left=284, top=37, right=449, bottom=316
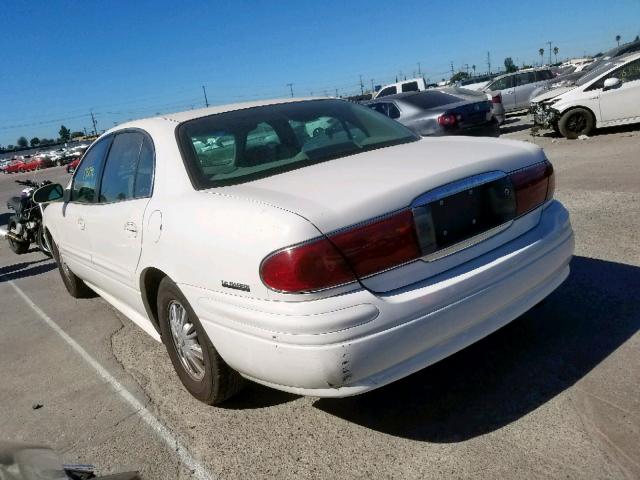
left=157, top=277, right=221, bottom=403
left=50, top=236, right=92, bottom=298
left=559, top=108, right=594, bottom=139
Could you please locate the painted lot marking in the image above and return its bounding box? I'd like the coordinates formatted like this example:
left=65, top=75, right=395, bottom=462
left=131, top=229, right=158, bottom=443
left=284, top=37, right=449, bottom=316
left=6, top=278, right=214, bottom=480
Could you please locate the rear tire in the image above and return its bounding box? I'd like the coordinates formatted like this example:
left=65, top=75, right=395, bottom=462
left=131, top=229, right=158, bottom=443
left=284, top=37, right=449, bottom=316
left=50, top=237, right=94, bottom=298
left=7, top=219, right=29, bottom=254
left=558, top=108, right=594, bottom=139
left=157, top=277, right=244, bottom=405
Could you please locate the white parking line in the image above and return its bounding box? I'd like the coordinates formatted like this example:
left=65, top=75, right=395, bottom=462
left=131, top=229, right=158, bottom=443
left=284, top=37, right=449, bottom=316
left=7, top=279, right=214, bottom=480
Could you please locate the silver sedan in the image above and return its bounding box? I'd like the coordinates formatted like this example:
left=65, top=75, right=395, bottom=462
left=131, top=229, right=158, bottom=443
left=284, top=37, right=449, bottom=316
left=364, top=89, right=500, bottom=137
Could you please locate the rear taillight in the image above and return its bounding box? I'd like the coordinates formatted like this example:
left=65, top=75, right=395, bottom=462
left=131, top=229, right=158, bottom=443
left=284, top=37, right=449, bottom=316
left=491, top=93, right=502, bottom=104
left=509, top=160, right=555, bottom=215
left=260, top=210, right=421, bottom=293
left=260, top=238, right=356, bottom=293
left=330, top=210, right=421, bottom=278
left=437, top=113, right=457, bottom=127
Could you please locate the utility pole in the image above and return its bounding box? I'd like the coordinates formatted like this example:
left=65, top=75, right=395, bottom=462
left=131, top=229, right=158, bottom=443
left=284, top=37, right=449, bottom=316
left=487, top=51, right=491, bottom=74
left=450, top=61, right=454, bottom=77
left=359, top=75, right=364, bottom=95
left=90, top=111, right=98, bottom=136
left=547, top=41, right=553, bottom=65
left=335, top=88, right=339, bottom=97
left=287, top=83, right=294, bottom=97
left=464, top=64, right=469, bottom=75
left=417, top=62, right=422, bottom=76
left=202, top=85, right=209, bottom=107
left=370, top=79, right=374, bottom=92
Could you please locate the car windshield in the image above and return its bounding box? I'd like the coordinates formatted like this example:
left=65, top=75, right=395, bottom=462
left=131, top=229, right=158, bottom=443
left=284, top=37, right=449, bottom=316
left=177, top=99, right=418, bottom=188
left=575, top=60, right=619, bottom=86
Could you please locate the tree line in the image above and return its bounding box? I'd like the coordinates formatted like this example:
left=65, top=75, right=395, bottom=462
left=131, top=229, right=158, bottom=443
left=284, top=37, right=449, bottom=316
left=0, top=125, right=86, bottom=153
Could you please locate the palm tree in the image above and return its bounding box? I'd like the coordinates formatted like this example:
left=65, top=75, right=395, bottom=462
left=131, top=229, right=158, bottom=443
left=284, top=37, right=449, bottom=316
left=539, top=48, right=545, bottom=65
left=616, top=35, right=621, bottom=46
left=553, top=46, right=559, bottom=63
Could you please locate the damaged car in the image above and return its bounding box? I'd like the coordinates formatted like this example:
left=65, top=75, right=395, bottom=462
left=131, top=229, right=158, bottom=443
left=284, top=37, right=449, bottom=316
left=37, top=98, right=573, bottom=405
left=531, top=52, right=640, bottom=138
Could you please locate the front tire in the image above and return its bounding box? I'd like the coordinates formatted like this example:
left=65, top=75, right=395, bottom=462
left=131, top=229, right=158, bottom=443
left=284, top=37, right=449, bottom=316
left=558, top=108, right=594, bottom=139
left=50, top=238, right=94, bottom=298
left=157, top=277, right=244, bottom=404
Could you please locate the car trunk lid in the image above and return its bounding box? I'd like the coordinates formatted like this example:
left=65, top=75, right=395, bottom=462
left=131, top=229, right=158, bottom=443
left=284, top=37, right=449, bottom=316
left=212, top=137, right=548, bottom=293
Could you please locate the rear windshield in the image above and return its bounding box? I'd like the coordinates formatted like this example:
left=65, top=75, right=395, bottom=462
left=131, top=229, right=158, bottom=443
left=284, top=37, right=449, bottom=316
left=177, top=99, right=417, bottom=188
left=402, top=91, right=461, bottom=109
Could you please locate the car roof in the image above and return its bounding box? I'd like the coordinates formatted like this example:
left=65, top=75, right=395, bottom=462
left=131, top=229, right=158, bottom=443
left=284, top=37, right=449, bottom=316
left=492, top=67, right=551, bottom=81
left=106, top=97, right=321, bottom=133
left=367, top=90, right=446, bottom=102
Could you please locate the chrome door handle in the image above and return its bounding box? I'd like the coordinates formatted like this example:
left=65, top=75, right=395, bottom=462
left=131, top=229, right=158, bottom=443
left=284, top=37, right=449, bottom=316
left=77, top=218, right=85, bottom=230
left=124, top=222, right=138, bottom=238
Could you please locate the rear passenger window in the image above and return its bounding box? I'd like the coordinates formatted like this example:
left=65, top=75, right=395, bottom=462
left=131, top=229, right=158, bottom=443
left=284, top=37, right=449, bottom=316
left=387, top=103, right=401, bottom=119
left=369, top=103, right=388, bottom=116
left=378, top=86, right=397, bottom=97
left=401, top=81, right=419, bottom=92
left=134, top=137, right=154, bottom=198
left=515, top=72, right=536, bottom=86
left=99, top=132, right=142, bottom=203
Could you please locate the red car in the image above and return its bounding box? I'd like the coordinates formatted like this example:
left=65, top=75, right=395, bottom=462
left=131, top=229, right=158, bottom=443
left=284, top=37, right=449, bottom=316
left=4, top=159, right=28, bottom=174
left=27, top=155, right=54, bottom=170
left=4, top=156, right=52, bottom=173
left=66, top=157, right=81, bottom=173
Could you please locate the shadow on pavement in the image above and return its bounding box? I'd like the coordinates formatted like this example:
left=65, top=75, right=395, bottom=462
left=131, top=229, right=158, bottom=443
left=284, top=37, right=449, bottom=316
left=500, top=122, right=533, bottom=135
left=221, top=382, right=299, bottom=409
left=592, top=122, right=640, bottom=137
left=0, top=259, right=56, bottom=283
left=314, top=256, right=640, bottom=442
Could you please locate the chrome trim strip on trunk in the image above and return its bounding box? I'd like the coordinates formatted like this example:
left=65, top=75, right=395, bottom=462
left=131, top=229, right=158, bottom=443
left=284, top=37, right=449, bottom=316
left=411, top=171, right=506, bottom=207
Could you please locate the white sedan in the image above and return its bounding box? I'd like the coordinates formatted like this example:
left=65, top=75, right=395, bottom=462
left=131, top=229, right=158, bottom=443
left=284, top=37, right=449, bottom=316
left=531, top=52, right=640, bottom=138
left=36, top=98, right=574, bottom=404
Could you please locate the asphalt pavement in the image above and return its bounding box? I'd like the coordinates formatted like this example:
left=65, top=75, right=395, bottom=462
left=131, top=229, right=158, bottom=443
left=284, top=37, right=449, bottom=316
left=0, top=120, right=639, bottom=479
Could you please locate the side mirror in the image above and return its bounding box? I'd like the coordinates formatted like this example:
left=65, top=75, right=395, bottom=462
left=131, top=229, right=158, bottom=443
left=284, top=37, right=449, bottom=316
left=603, top=77, right=621, bottom=91
left=33, top=183, right=64, bottom=203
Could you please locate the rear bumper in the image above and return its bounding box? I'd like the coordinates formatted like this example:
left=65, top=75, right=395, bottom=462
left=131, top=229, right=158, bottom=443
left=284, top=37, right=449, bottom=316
left=182, top=200, right=573, bottom=397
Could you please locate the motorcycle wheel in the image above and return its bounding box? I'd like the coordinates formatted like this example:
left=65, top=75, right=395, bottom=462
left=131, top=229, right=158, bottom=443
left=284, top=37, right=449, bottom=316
left=7, top=219, right=30, bottom=255
left=36, top=226, right=52, bottom=258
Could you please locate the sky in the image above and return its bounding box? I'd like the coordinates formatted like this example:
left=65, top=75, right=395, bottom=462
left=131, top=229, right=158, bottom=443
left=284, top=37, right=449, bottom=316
left=1, top=0, right=639, bottom=146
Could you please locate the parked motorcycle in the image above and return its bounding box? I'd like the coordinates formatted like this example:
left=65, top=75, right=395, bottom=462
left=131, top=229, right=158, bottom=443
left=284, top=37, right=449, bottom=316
left=5, top=179, right=52, bottom=257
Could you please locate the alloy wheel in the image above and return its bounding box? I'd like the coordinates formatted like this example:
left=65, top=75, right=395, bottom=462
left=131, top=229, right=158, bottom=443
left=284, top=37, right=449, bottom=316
left=167, top=300, right=205, bottom=381
left=566, top=112, right=586, bottom=133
